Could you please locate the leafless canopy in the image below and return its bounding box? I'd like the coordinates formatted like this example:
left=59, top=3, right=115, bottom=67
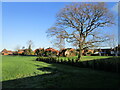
left=27, top=40, right=33, bottom=49
left=47, top=2, right=114, bottom=60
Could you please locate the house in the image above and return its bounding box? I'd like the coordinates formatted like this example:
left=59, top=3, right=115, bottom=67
left=92, top=48, right=112, bottom=56
left=17, top=49, right=25, bottom=55
left=76, top=48, right=113, bottom=56
left=1, top=49, right=13, bottom=55
left=59, top=48, right=76, bottom=57
left=45, top=48, right=59, bottom=57
left=13, top=49, right=29, bottom=55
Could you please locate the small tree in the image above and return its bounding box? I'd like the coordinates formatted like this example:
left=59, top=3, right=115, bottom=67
left=23, top=49, right=29, bottom=55
left=35, top=49, right=40, bottom=56
left=22, top=46, right=25, bottom=49
left=27, top=40, right=34, bottom=55
left=35, top=48, right=45, bottom=56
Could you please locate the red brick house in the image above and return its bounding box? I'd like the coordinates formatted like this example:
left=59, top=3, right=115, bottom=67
left=17, top=49, right=24, bottom=54
left=1, top=49, right=13, bottom=55
left=45, top=48, right=59, bottom=56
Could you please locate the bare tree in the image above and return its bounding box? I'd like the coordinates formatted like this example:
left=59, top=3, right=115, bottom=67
left=27, top=40, right=33, bottom=50
left=51, top=36, right=65, bottom=50
left=47, top=2, right=114, bottom=60
left=22, top=46, right=25, bottom=49
left=26, top=40, right=34, bottom=55
left=47, top=27, right=66, bottom=50
left=106, top=34, right=118, bottom=49
left=52, top=38, right=65, bottom=50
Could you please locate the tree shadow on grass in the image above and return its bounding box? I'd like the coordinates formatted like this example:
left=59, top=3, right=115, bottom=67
left=2, top=57, right=120, bottom=88
left=2, top=66, right=63, bottom=88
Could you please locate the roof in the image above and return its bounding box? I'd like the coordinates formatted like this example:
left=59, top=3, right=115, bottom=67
left=34, top=48, right=44, bottom=52
left=1, top=49, right=8, bottom=52
left=7, top=51, right=12, bottom=52
left=45, top=48, right=59, bottom=53
left=18, top=49, right=25, bottom=51
left=1, top=49, right=13, bottom=53
left=18, top=51, right=24, bottom=54
left=69, top=48, right=75, bottom=51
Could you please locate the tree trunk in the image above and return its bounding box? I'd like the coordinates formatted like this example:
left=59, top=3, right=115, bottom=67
left=78, top=44, right=82, bottom=61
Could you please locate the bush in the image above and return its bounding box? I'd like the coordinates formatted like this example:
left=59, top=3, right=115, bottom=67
left=23, top=49, right=34, bottom=55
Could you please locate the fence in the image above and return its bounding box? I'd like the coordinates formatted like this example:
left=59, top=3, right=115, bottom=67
left=36, top=57, right=120, bottom=73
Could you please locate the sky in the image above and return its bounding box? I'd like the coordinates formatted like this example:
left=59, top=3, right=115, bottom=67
left=2, top=2, right=119, bottom=51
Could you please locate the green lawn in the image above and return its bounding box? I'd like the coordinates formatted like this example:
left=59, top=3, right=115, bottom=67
left=1, top=55, right=120, bottom=88
left=2, top=56, right=51, bottom=81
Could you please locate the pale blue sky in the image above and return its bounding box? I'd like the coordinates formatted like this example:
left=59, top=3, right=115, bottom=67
left=2, top=2, right=118, bottom=51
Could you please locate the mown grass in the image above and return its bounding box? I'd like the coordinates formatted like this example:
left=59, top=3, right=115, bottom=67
left=2, top=56, right=51, bottom=81
left=1, top=55, right=120, bottom=88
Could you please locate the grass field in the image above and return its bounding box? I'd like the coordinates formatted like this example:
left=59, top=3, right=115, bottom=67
left=1, top=55, right=120, bottom=88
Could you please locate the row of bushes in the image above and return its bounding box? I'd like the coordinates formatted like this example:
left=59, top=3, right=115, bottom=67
left=36, top=57, right=120, bottom=73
